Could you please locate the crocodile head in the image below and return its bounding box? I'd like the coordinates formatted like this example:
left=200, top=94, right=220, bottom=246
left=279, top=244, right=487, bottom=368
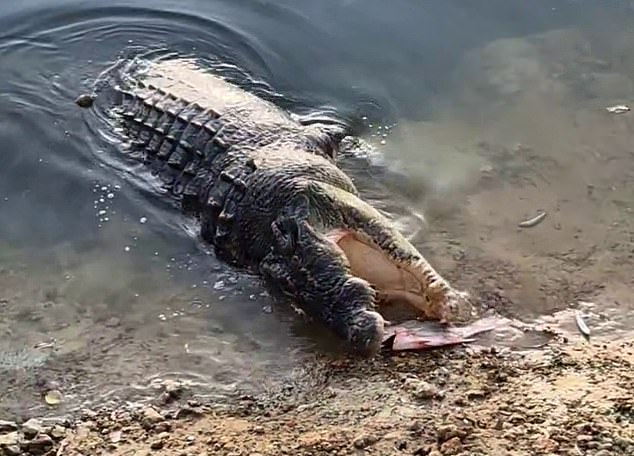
left=261, top=192, right=476, bottom=355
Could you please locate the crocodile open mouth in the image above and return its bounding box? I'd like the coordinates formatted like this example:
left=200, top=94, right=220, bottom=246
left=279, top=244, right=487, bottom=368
left=325, top=228, right=430, bottom=313
left=325, top=228, right=485, bottom=352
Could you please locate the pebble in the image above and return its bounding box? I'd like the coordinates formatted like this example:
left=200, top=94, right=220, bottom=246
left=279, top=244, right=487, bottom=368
left=1, top=445, right=21, bottom=456
left=141, top=407, right=164, bottom=428
left=109, top=430, right=122, bottom=443
left=0, top=432, right=20, bottom=447
left=403, top=378, right=443, bottom=400
left=436, top=425, right=466, bottom=443
left=352, top=434, right=378, bottom=449
left=74, top=93, right=95, bottom=108
left=0, top=421, right=17, bottom=433
left=105, top=317, right=121, bottom=328
left=150, top=438, right=165, bottom=450
left=440, top=437, right=462, bottom=455
left=22, top=418, right=45, bottom=438
left=532, top=435, right=558, bottom=452
left=150, top=432, right=171, bottom=450
left=81, top=409, right=98, bottom=419
left=175, top=406, right=204, bottom=419
left=154, top=421, right=172, bottom=433
left=164, top=379, right=184, bottom=397
left=26, top=434, right=54, bottom=455
left=50, top=425, right=67, bottom=440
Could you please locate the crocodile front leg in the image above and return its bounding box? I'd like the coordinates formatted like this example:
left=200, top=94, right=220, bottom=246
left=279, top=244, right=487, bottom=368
left=258, top=197, right=386, bottom=354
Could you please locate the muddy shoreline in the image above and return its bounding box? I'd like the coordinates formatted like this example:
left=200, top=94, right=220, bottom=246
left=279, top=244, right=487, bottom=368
left=0, top=338, right=631, bottom=456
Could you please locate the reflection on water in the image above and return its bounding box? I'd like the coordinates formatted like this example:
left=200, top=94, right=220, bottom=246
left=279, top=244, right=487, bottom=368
left=1, top=0, right=634, bottom=419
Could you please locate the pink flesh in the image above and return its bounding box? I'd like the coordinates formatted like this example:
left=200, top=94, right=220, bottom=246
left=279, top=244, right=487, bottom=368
left=389, top=328, right=476, bottom=351
left=384, top=319, right=499, bottom=352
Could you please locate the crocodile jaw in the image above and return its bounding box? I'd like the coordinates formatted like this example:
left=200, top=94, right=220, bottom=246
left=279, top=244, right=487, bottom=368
left=325, top=228, right=475, bottom=323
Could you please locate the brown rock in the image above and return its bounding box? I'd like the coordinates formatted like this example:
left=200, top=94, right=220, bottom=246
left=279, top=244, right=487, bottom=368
left=142, top=407, right=164, bottom=428
left=533, top=435, right=558, bottom=452
left=149, top=439, right=164, bottom=450
left=436, top=425, right=465, bottom=442
left=25, top=434, right=54, bottom=455
left=440, top=437, right=462, bottom=455
left=154, top=421, right=172, bottom=433
left=352, top=434, right=378, bottom=449
left=403, top=379, right=443, bottom=400
left=175, top=406, right=204, bottom=419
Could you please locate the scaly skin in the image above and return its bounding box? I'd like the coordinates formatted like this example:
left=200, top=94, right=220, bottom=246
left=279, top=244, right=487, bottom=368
left=83, top=58, right=475, bottom=354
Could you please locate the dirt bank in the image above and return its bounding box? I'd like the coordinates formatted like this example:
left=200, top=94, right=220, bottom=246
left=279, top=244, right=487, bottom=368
left=1, top=338, right=631, bottom=456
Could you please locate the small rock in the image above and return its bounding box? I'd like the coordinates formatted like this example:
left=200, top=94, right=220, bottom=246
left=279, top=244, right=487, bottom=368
left=352, top=434, right=378, bottom=449
left=0, top=432, right=20, bottom=447
left=403, top=379, right=442, bottom=400
left=75, top=93, right=95, bottom=108
left=81, top=409, right=98, bottom=420
left=1, top=445, right=21, bottom=456
left=465, top=389, right=487, bottom=399
left=440, top=436, right=462, bottom=455
left=164, top=379, right=183, bottom=395
left=142, top=406, right=164, bottom=428
left=175, top=406, right=203, bottom=419
left=150, top=439, right=164, bottom=450
left=0, top=421, right=18, bottom=433
left=105, top=317, right=121, bottom=328
left=154, top=421, right=172, bottom=433
left=22, top=418, right=45, bottom=438
left=436, top=425, right=465, bottom=443
left=49, top=425, right=67, bottom=440
left=150, top=432, right=170, bottom=450
left=158, top=380, right=184, bottom=404
left=26, top=434, right=54, bottom=455
left=109, top=430, right=122, bottom=443
left=407, top=421, right=422, bottom=432
left=532, top=435, right=558, bottom=452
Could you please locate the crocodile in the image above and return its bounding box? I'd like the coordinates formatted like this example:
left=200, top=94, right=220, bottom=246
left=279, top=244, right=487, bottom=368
left=80, top=58, right=475, bottom=355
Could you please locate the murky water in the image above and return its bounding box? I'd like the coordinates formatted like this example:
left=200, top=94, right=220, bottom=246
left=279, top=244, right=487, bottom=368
left=1, top=0, right=634, bottom=419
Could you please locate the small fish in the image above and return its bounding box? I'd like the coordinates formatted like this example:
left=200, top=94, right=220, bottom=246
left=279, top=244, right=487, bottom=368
left=575, top=311, right=591, bottom=340
left=518, top=211, right=547, bottom=228
left=605, top=105, right=630, bottom=114
left=382, top=318, right=500, bottom=352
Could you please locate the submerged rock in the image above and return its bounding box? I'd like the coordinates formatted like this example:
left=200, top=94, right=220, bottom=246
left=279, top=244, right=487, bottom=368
left=21, top=419, right=45, bottom=439
left=75, top=93, right=95, bottom=108
left=0, top=421, right=17, bottom=433
left=0, top=432, right=20, bottom=450
left=25, top=434, right=54, bottom=455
